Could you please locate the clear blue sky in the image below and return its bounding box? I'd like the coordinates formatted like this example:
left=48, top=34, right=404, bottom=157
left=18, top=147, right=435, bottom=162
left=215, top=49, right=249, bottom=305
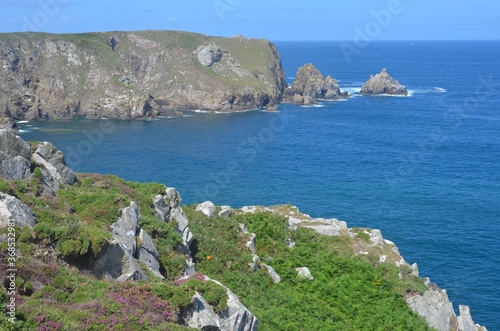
left=1, top=0, right=499, bottom=40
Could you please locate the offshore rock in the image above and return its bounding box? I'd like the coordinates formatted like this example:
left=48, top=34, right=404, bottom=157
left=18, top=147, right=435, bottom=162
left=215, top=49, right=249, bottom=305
left=286, top=63, right=347, bottom=104
left=360, top=68, right=408, bottom=95
left=0, top=31, right=286, bottom=120
left=0, top=192, right=37, bottom=228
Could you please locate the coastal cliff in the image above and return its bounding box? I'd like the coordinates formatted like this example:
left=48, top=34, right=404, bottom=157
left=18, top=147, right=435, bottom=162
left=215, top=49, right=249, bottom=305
left=0, top=31, right=286, bottom=120
left=0, top=132, right=488, bottom=330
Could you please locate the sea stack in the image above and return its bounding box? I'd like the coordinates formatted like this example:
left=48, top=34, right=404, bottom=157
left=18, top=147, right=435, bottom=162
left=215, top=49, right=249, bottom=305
left=360, top=69, right=408, bottom=96
left=286, top=63, right=348, bottom=104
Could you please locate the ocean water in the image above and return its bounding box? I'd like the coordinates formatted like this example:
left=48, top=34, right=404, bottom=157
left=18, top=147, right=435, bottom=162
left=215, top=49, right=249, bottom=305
left=17, top=41, right=500, bottom=329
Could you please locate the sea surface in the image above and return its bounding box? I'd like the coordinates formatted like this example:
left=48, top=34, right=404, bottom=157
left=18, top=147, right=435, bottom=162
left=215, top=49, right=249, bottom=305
left=18, top=41, right=500, bottom=329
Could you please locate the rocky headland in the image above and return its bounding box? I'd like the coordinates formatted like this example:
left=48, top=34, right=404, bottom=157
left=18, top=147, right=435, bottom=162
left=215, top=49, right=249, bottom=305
left=0, top=131, right=488, bottom=330
left=360, top=68, right=408, bottom=96
left=0, top=31, right=286, bottom=121
left=285, top=63, right=348, bottom=105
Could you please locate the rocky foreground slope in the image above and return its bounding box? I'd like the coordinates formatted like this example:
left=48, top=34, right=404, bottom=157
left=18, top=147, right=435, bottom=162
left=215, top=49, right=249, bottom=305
left=0, top=31, right=286, bottom=120
left=0, top=131, right=488, bottom=330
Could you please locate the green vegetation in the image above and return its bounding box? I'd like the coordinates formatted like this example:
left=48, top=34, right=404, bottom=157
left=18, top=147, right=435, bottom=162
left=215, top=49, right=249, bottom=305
left=185, top=207, right=431, bottom=331
left=0, top=172, right=431, bottom=330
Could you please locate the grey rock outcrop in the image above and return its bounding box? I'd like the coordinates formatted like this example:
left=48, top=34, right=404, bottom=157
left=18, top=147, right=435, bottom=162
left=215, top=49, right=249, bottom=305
left=196, top=43, right=224, bottom=67
left=93, top=202, right=163, bottom=281
left=137, top=228, right=164, bottom=279
left=457, top=305, right=476, bottom=331
left=0, top=132, right=77, bottom=195
left=0, top=117, right=17, bottom=132
left=31, top=142, right=77, bottom=193
left=196, top=201, right=217, bottom=218
left=262, top=264, right=281, bottom=283
left=218, top=206, right=232, bottom=218
left=212, top=278, right=259, bottom=331
left=0, top=131, right=31, bottom=181
left=406, top=285, right=488, bottom=331
left=286, top=63, right=348, bottom=104
left=0, top=192, right=37, bottom=228
left=182, top=276, right=258, bottom=331
left=295, top=267, right=314, bottom=281
left=186, top=292, right=221, bottom=330
left=0, top=31, right=286, bottom=120
left=154, top=187, right=195, bottom=275
left=360, top=68, right=408, bottom=96
left=407, top=287, right=457, bottom=331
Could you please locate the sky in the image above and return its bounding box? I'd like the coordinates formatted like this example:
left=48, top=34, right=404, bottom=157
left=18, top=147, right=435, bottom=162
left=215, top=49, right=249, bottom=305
left=1, top=0, right=499, bottom=41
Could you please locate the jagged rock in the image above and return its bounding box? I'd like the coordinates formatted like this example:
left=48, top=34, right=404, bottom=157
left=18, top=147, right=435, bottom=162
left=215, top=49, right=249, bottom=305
left=195, top=43, right=225, bottom=67
left=407, top=286, right=457, bottom=331
left=411, top=263, right=419, bottom=277
left=0, top=118, right=17, bottom=132
left=295, top=267, right=314, bottom=281
left=0, top=131, right=31, bottom=181
left=218, top=206, right=232, bottom=218
left=155, top=188, right=194, bottom=247
left=196, top=201, right=217, bottom=218
left=360, top=68, right=408, bottom=96
left=137, top=228, right=163, bottom=279
left=186, top=292, right=221, bottom=330
left=93, top=202, right=147, bottom=281
left=262, top=264, right=281, bottom=283
left=245, top=233, right=257, bottom=254
left=31, top=142, right=77, bottom=191
left=154, top=187, right=195, bottom=275
left=457, top=305, right=476, bottom=331
left=211, top=279, right=259, bottom=331
left=287, top=63, right=346, bottom=104
left=238, top=223, right=249, bottom=234
left=182, top=276, right=258, bottom=331
left=153, top=194, right=171, bottom=222
left=249, top=254, right=260, bottom=272
left=0, top=192, right=37, bottom=228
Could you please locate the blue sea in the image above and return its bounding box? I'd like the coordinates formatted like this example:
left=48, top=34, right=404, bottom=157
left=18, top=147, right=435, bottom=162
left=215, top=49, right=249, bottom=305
left=18, top=41, right=500, bottom=329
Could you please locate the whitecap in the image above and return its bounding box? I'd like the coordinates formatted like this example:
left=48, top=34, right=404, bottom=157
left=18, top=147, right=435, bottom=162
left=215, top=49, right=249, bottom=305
left=342, top=87, right=361, bottom=95
left=300, top=104, right=324, bottom=108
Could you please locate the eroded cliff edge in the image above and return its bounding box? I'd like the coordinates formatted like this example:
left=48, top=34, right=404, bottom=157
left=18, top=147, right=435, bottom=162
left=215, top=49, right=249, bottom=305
left=0, top=31, right=286, bottom=120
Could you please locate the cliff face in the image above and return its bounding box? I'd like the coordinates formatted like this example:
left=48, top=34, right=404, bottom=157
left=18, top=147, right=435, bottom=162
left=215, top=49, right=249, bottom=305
left=0, top=31, right=286, bottom=120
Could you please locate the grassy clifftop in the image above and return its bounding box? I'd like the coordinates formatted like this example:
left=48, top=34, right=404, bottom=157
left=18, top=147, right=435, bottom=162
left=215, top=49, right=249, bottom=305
left=0, top=30, right=286, bottom=120
left=0, top=174, right=432, bottom=330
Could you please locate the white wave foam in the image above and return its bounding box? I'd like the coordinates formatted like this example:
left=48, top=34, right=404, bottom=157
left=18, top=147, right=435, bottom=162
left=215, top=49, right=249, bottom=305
left=342, top=87, right=361, bottom=94
left=408, top=87, right=447, bottom=95
left=16, top=120, right=30, bottom=124
left=300, top=104, right=324, bottom=108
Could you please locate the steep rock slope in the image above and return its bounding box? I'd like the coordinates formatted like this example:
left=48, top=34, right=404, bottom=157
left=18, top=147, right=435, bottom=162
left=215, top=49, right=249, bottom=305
left=0, top=31, right=286, bottom=120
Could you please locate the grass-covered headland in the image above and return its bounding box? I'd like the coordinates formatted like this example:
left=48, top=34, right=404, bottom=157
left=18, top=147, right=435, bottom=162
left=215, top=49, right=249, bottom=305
left=0, top=170, right=433, bottom=330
